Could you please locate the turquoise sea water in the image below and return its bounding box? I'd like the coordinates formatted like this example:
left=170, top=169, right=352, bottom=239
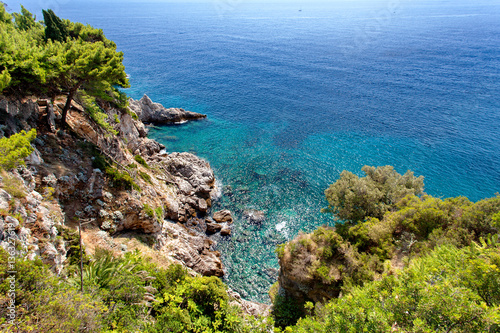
left=11, top=0, right=500, bottom=301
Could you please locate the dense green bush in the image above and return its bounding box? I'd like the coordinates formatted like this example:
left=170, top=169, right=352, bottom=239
left=0, top=249, right=106, bottom=332
left=134, top=154, right=149, bottom=168
left=0, top=246, right=273, bottom=332
left=0, top=129, right=36, bottom=170
left=105, top=166, right=140, bottom=191
left=324, top=165, right=424, bottom=224
left=291, top=242, right=500, bottom=332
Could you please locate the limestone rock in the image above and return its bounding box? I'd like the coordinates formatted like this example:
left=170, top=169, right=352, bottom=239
left=206, top=222, right=223, bottom=235
left=227, top=288, right=271, bottom=317
left=0, top=190, right=11, bottom=211
left=213, top=210, right=233, bottom=223
left=158, top=222, right=224, bottom=277
left=26, top=147, right=44, bottom=166
left=129, top=94, right=206, bottom=124
left=220, top=227, right=232, bottom=236
left=0, top=98, right=40, bottom=136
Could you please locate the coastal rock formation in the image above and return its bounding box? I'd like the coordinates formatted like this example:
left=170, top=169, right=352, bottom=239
left=0, top=94, right=226, bottom=278
left=227, top=288, right=271, bottom=317
left=157, top=222, right=224, bottom=277
left=129, top=94, right=206, bottom=124
left=213, top=210, right=233, bottom=223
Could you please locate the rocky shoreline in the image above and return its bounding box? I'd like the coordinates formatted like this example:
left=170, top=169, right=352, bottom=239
left=0, top=94, right=269, bottom=315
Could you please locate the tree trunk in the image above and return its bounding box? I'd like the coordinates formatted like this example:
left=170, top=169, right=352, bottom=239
left=79, top=219, right=83, bottom=293
left=61, top=83, right=81, bottom=128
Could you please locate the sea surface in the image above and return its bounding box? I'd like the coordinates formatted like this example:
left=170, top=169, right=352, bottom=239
left=11, top=0, right=500, bottom=302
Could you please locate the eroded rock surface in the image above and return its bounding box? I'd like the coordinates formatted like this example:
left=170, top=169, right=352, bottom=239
left=129, top=94, right=206, bottom=124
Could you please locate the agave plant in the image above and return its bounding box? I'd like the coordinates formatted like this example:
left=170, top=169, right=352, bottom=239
left=68, top=248, right=138, bottom=290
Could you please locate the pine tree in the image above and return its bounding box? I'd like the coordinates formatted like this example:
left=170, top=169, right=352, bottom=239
left=42, top=9, right=68, bottom=42
left=58, top=39, right=129, bottom=126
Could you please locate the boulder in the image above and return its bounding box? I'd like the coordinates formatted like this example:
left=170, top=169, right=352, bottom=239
left=213, top=210, right=233, bottom=223
left=158, top=222, right=224, bottom=277
left=206, top=222, right=223, bottom=235
left=220, top=227, right=232, bottom=236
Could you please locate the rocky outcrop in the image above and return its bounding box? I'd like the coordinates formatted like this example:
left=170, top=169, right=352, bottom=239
left=157, top=222, right=224, bottom=277
left=0, top=93, right=228, bottom=280
left=276, top=227, right=365, bottom=305
left=227, top=288, right=271, bottom=317
left=213, top=210, right=233, bottom=223
left=129, top=94, right=206, bottom=125
left=0, top=97, right=40, bottom=137
left=0, top=167, right=67, bottom=275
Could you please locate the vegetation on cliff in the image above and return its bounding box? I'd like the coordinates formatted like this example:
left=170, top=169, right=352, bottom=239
left=0, top=3, right=129, bottom=128
left=0, top=247, right=272, bottom=332
left=272, top=165, right=500, bottom=331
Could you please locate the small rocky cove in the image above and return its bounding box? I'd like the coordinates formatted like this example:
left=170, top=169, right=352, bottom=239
left=0, top=93, right=269, bottom=316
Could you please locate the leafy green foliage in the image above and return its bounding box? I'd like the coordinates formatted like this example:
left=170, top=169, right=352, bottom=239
left=80, top=93, right=118, bottom=134
left=0, top=4, right=129, bottom=127
left=324, top=165, right=424, bottom=224
left=272, top=293, right=306, bottom=329
left=292, top=243, right=500, bottom=333
left=0, top=248, right=105, bottom=332
left=43, top=9, right=68, bottom=42
left=0, top=129, right=36, bottom=170
left=0, top=68, right=10, bottom=91
left=105, top=166, right=140, bottom=191
left=0, top=244, right=273, bottom=332
left=274, top=167, right=500, bottom=331
left=13, top=5, right=36, bottom=31
left=0, top=3, right=11, bottom=24
left=134, top=154, right=149, bottom=168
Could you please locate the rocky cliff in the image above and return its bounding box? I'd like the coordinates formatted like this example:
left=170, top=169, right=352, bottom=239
left=0, top=95, right=229, bottom=277
left=0, top=93, right=271, bottom=315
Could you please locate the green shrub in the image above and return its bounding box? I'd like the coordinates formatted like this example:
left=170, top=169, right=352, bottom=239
left=0, top=170, right=26, bottom=198
left=143, top=204, right=154, bottom=218
left=292, top=243, right=500, bottom=333
left=324, top=165, right=424, bottom=224
left=0, top=248, right=106, bottom=332
left=105, top=166, right=140, bottom=191
left=0, top=129, right=36, bottom=170
left=134, top=155, right=149, bottom=168
left=272, top=293, right=306, bottom=329
left=139, top=170, right=152, bottom=184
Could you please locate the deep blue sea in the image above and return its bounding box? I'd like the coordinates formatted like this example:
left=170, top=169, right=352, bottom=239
left=10, top=0, right=500, bottom=301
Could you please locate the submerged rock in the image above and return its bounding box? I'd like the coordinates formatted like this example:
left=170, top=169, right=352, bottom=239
left=243, top=209, right=266, bottom=225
